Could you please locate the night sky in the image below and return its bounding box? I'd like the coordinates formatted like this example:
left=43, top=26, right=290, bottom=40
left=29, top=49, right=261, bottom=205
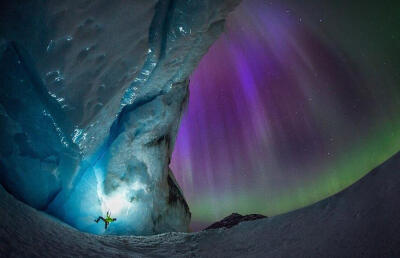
left=170, top=0, right=400, bottom=228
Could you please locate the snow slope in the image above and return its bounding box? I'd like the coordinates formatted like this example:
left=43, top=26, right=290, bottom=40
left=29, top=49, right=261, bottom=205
left=1, top=151, right=400, bottom=257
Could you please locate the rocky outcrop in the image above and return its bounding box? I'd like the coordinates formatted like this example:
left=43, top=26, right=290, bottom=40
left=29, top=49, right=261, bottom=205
left=205, top=213, right=267, bottom=230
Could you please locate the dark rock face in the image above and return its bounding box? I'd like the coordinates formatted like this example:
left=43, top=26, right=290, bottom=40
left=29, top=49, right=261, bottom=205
left=205, top=213, right=267, bottom=230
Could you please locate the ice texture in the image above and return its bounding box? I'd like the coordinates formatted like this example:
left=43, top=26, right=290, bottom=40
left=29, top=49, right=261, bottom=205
left=0, top=0, right=240, bottom=235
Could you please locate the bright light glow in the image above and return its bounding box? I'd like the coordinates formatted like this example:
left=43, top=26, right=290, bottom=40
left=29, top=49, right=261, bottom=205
left=94, top=165, right=142, bottom=217
left=100, top=189, right=132, bottom=216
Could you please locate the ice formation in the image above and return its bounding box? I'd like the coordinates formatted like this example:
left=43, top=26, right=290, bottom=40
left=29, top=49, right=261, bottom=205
left=0, top=0, right=240, bottom=235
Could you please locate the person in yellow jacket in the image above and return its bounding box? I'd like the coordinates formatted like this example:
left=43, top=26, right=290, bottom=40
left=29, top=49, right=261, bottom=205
left=95, top=211, right=117, bottom=229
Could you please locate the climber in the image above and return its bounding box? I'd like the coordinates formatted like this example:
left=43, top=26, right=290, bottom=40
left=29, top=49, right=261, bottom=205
left=95, top=211, right=117, bottom=230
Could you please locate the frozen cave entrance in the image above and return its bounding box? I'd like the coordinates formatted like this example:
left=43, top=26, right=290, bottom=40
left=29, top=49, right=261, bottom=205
left=0, top=0, right=240, bottom=235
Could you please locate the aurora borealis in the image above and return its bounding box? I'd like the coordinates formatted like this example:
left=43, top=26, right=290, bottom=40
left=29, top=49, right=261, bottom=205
left=170, top=0, right=400, bottom=228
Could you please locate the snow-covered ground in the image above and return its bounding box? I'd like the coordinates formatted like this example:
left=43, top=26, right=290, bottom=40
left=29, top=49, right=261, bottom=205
left=1, top=151, right=399, bottom=257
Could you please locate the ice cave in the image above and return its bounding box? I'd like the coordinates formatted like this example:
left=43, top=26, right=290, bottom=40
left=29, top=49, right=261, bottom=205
left=1, top=0, right=400, bottom=257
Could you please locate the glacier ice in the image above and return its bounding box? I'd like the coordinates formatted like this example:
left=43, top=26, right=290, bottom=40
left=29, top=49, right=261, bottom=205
left=0, top=0, right=240, bottom=235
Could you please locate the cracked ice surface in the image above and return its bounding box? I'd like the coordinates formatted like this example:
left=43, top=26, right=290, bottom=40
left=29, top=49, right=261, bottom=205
left=0, top=0, right=240, bottom=235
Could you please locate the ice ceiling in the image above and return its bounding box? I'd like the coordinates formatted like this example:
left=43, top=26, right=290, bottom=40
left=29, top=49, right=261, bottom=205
left=171, top=0, right=400, bottom=227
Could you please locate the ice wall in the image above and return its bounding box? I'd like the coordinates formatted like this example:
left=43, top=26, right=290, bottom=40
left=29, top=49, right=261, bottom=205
left=0, top=0, right=240, bottom=235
